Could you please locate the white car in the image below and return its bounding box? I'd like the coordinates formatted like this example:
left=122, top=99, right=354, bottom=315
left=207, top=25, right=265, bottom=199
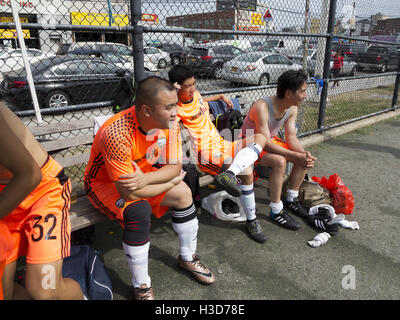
left=0, top=49, right=55, bottom=81
left=222, top=52, right=302, bottom=86
left=101, top=52, right=159, bottom=73
left=143, top=46, right=171, bottom=69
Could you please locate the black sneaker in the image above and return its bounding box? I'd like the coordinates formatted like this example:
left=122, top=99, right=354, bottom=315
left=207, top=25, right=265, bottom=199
left=270, top=209, right=300, bottom=230
left=246, top=219, right=267, bottom=243
left=306, top=207, right=342, bottom=235
left=284, top=198, right=308, bottom=218
left=213, top=171, right=242, bottom=197
left=222, top=198, right=240, bottom=214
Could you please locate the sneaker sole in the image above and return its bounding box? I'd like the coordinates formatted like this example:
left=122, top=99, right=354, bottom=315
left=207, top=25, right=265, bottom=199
left=213, top=176, right=242, bottom=197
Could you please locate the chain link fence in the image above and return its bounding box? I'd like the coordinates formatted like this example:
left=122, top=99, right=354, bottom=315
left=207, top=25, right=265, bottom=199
left=1, top=0, right=399, bottom=187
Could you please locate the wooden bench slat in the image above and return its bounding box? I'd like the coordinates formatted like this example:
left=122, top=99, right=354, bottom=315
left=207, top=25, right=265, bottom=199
left=55, top=152, right=91, bottom=168
left=42, top=135, right=93, bottom=152
left=30, top=119, right=94, bottom=136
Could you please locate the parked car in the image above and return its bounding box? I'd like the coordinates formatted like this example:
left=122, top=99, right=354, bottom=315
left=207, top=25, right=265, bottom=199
left=0, top=55, right=129, bottom=111
left=292, top=49, right=356, bottom=77
left=185, top=44, right=244, bottom=79
left=143, top=46, right=171, bottom=68
left=262, top=38, right=303, bottom=57
left=355, top=45, right=400, bottom=73
left=332, top=42, right=368, bottom=61
left=244, top=45, right=278, bottom=54
left=291, top=48, right=317, bottom=72
left=221, top=52, right=302, bottom=86
left=60, top=42, right=133, bottom=58
left=148, top=42, right=187, bottom=65
left=0, top=48, right=55, bottom=81
left=68, top=49, right=159, bottom=73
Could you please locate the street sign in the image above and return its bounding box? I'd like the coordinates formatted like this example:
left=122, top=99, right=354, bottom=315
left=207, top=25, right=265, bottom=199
left=262, top=9, right=272, bottom=21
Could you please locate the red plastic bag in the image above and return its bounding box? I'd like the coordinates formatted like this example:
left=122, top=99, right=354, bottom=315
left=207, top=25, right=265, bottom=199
left=311, top=174, right=354, bottom=214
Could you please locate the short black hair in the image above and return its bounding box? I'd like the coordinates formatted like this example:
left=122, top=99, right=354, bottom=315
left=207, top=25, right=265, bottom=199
left=168, top=64, right=195, bottom=85
left=135, top=76, right=175, bottom=108
left=276, top=70, right=308, bottom=99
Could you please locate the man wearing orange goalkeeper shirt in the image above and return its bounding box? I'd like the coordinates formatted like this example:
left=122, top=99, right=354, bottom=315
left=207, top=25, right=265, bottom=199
left=168, top=65, right=268, bottom=243
left=84, top=77, right=215, bottom=300
left=0, top=103, right=84, bottom=300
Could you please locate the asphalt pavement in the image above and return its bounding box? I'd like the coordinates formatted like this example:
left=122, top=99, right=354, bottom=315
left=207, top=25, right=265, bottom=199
left=88, top=111, right=400, bottom=301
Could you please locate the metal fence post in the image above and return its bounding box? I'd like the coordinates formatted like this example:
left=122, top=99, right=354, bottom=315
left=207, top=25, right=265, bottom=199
left=391, top=55, right=400, bottom=110
left=317, top=0, right=337, bottom=131
left=130, top=0, right=145, bottom=83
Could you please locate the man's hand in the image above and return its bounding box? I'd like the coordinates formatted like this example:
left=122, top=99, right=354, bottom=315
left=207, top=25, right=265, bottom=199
left=304, top=151, right=317, bottom=169
left=170, top=170, right=187, bottom=186
left=117, top=161, right=148, bottom=191
left=221, top=94, right=234, bottom=109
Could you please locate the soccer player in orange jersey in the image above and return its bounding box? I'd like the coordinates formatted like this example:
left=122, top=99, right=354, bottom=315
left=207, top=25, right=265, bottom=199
left=84, top=77, right=215, bottom=300
left=0, top=103, right=84, bottom=300
left=168, top=65, right=268, bottom=243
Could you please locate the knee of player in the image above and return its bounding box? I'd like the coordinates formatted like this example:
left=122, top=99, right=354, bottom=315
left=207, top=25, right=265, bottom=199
left=25, top=282, right=59, bottom=300
left=174, top=181, right=193, bottom=207
left=272, top=155, right=287, bottom=170
left=123, top=200, right=152, bottom=226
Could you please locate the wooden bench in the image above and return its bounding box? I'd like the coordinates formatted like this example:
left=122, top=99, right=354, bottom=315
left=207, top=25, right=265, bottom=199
left=29, top=117, right=214, bottom=232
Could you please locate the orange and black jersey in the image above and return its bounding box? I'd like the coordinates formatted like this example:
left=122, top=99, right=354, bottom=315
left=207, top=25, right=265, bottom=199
left=84, top=106, right=182, bottom=185
left=177, top=91, right=228, bottom=152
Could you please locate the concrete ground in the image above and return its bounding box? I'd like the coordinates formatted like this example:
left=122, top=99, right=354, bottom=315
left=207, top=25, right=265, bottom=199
left=89, top=113, right=400, bottom=300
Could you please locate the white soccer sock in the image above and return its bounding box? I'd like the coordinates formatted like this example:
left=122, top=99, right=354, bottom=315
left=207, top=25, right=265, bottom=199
left=122, top=242, right=151, bottom=288
left=172, top=217, right=199, bottom=262
left=239, top=184, right=257, bottom=221
left=269, top=201, right=284, bottom=215
left=227, top=143, right=262, bottom=176
left=286, top=189, right=299, bottom=202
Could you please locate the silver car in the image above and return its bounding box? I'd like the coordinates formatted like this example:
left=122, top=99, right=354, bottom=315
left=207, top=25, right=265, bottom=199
left=292, top=49, right=357, bottom=77
left=222, top=52, right=302, bottom=86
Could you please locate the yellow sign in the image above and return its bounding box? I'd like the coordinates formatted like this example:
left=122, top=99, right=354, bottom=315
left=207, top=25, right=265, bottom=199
left=71, top=12, right=129, bottom=27
left=142, top=13, right=159, bottom=24
left=251, top=13, right=266, bottom=26
left=0, top=16, right=30, bottom=39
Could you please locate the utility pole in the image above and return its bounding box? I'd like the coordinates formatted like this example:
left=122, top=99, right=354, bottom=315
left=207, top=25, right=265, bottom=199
left=235, top=0, right=240, bottom=40
left=303, top=0, right=310, bottom=72
left=314, top=0, right=330, bottom=79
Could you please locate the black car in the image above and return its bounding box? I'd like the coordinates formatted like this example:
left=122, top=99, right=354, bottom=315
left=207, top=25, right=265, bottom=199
left=0, top=55, right=129, bottom=111
left=332, top=43, right=368, bottom=61
left=148, top=42, right=187, bottom=65
left=185, top=44, right=244, bottom=79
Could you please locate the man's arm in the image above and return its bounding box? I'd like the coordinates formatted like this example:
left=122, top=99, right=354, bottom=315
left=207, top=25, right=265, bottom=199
left=0, top=125, right=42, bottom=219
left=115, top=169, right=186, bottom=201
left=116, top=161, right=182, bottom=193
left=284, top=107, right=305, bottom=153
left=204, top=94, right=234, bottom=109
left=285, top=108, right=316, bottom=168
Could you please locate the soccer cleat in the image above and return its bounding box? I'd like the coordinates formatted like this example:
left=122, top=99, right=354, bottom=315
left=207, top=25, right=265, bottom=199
left=178, top=254, right=215, bottom=284
left=133, top=285, right=154, bottom=300
left=246, top=219, right=268, bottom=243
left=222, top=198, right=240, bottom=214
left=306, top=207, right=341, bottom=235
left=284, top=198, right=308, bottom=218
left=270, top=209, right=300, bottom=230
left=213, top=171, right=242, bottom=197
